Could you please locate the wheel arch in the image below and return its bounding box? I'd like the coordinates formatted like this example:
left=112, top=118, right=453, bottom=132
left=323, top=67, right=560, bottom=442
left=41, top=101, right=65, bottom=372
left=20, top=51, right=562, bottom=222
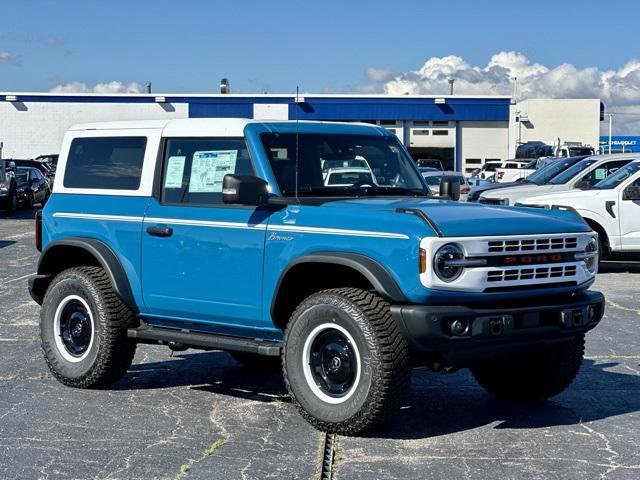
left=270, top=252, right=406, bottom=330
left=30, top=237, right=137, bottom=312
left=581, top=215, right=610, bottom=253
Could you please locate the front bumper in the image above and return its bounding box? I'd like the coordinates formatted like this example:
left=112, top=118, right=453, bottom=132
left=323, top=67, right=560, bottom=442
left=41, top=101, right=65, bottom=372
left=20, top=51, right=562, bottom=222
left=391, top=290, right=604, bottom=367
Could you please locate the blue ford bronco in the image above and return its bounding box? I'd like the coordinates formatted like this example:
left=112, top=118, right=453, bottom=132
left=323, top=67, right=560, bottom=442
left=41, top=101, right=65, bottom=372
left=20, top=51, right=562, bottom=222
left=30, top=119, right=604, bottom=434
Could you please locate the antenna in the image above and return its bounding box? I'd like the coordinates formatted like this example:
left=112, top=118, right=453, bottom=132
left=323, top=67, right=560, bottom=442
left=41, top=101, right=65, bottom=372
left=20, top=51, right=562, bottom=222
left=294, top=86, right=300, bottom=201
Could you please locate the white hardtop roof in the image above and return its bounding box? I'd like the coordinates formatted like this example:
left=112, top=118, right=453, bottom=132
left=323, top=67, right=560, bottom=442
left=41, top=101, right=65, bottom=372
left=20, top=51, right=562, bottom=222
left=68, top=118, right=383, bottom=137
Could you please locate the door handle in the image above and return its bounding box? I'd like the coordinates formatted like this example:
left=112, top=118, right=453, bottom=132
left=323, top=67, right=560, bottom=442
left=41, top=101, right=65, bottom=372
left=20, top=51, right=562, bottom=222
left=146, top=225, right=173, bottom=237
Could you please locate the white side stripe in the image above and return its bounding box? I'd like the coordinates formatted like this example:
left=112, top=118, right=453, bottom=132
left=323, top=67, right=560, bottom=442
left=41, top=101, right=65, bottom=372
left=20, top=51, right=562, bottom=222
left=267, top=224, right=409, bottom=239
left=52, top=212, right=408, bottom=239
left=144, top=217, right=267, bottom=230
left=53, top=212, right=144, bottom=222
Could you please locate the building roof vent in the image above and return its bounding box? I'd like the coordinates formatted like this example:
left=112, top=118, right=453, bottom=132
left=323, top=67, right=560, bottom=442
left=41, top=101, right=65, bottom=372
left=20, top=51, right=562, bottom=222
left=220, top=78, right=230, bottom=94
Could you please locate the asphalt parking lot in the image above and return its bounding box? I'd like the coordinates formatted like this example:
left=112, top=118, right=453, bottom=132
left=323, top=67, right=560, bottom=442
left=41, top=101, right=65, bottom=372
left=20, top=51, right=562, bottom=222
left=1, top=209, right=639, bottom=480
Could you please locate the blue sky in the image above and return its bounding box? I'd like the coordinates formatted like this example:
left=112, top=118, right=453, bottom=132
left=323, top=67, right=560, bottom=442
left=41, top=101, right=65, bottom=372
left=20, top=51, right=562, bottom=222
left=0, top=0, right=638, bottom=94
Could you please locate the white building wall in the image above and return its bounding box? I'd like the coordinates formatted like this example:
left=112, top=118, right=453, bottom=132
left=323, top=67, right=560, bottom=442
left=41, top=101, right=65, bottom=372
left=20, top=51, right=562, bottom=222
left=0, top=101, right=188, bottom=158
left=459, top=121, right=510, bottom=174
left=515, top=99, right=601, bottom=150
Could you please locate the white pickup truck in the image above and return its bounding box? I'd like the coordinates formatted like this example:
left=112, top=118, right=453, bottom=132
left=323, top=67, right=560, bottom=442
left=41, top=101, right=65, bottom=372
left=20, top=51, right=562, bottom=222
left=495, top=158, right=557, bottom=183
left=479, top=154, right=634, bottom=206
left=517, top=160, right=640, bottom=255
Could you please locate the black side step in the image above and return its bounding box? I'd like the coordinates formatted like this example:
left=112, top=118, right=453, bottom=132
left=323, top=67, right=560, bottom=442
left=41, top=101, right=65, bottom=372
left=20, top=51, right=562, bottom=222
left=127, top=324, right=282, bottom=356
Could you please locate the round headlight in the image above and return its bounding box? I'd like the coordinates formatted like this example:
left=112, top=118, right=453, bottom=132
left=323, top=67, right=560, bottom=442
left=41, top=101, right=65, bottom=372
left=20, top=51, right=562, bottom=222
left=584, top=237, right=599, bottom=273
left=434, top=243, right=465, bottom=282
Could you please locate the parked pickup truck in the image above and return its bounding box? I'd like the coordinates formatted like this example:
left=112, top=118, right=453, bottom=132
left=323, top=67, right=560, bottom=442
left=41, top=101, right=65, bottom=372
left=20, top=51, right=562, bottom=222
left=495, top=157, right=559, bottom=183
left=517, top=160, right=640, bottom=255
left=30, top=119, right=604, bottom=434
left=479, top=154, right=635, bottom=206
left=467, top=156, right=588, bottom=202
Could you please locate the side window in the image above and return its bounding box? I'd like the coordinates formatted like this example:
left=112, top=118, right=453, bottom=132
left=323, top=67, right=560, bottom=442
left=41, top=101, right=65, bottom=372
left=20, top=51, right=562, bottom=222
left=580, top=160, right=630, bottom=186
left=64, top=137, right=147, bottom=190
left=160, top=138, right=255, bottom=205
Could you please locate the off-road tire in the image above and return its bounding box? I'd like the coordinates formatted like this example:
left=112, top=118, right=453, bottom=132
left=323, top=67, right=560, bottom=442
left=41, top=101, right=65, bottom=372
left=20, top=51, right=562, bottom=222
left=282, top=288, right=410, bottom=435
left=471, top=334, right=585, bottom=402
left=229, top=351, right=281, bottom=370
left=40, top=266, right=137, bottom=388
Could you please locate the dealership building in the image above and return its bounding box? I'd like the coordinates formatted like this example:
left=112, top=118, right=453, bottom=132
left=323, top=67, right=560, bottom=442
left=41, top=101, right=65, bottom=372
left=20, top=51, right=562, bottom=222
left=0, top=92, right=603, bottom=173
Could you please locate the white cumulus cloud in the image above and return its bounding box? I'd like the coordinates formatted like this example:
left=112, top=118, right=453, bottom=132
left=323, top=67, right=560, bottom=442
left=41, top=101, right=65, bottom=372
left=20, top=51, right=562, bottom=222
left=0, top=51, right=21, bottom=65
left=50, top=81, right=144, bottom=94
left=371, top=51, right=640, bottom=134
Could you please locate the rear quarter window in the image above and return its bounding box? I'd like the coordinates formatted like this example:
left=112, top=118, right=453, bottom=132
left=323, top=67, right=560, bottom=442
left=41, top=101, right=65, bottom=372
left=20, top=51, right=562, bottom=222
left=63, top=137, right=147, bottom=190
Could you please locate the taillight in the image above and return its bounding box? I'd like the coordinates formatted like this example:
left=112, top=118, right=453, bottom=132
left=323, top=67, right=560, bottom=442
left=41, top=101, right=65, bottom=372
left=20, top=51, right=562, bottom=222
left=461, top=186, right=470, bottom=194
left=35, top=210, right=42, bottom=252
left=497, top=171, right=504, bottom=180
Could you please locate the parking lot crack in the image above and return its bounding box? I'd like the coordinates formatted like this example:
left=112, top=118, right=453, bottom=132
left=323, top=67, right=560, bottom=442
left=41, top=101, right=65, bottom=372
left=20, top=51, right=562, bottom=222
left=606, top=299, right=640, bottom=316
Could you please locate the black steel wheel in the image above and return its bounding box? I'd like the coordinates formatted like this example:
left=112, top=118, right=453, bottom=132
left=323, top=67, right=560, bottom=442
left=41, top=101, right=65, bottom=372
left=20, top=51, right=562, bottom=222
left=40, top=266, right=137, bottom=388
left=282, top=288, right=410, bottom=435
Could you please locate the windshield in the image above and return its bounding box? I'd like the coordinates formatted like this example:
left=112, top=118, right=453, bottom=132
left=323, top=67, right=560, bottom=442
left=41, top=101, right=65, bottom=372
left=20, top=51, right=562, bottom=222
left=262, top=133, right=426, bottom=196
left=326, top=170, right=375, bottom=186
left=593, top=162, right=640, bottom=189
left=422, top=175, right=442, bottom=186
left=549, top=159, right=597, bottom=185
left=569, top=147, right=594, bottom=156
left=526, top=157, right=583, bottom=185
left=15, top=168, right=29, bottom=183
left=483, top=163, right=501, bottom=172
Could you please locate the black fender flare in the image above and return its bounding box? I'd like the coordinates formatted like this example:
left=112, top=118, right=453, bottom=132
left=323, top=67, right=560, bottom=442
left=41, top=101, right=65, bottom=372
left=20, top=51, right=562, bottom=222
left=29, top=237, right=137, bottom=312
left=270, top=252, right=407, bottom=319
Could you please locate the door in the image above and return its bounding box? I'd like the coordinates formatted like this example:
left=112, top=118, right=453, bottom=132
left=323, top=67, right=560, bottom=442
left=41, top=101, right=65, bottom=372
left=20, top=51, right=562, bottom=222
left=141, top=137, right=271, bottom=333
left=618, top=172, right=640, bottom=251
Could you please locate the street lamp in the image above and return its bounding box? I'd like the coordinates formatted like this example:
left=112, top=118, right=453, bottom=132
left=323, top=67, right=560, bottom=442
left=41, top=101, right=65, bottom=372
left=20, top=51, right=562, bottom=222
left=606, top=114, right=613, bottom=154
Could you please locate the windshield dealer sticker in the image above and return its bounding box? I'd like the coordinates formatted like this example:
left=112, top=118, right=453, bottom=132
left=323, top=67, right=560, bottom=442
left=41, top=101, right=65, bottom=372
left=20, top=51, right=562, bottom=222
left=189, top=150, right=238, bottom=193
left=164, top=156, right=186, bottom=188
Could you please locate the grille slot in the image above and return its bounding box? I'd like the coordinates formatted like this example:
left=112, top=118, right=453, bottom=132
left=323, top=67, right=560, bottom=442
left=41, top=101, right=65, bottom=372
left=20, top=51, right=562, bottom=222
left=487, top=265, right=577, bottom=283
left=488, top=237, right=578, bottom=253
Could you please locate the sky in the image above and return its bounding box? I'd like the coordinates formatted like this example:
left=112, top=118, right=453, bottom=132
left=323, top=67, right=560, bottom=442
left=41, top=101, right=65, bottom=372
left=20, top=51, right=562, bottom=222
left=1, top=0, right=640, bottom=132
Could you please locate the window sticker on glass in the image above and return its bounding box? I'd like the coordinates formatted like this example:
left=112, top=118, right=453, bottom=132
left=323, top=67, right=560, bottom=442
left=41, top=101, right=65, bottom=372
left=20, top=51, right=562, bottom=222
left=594, top=168, right=606, bottom=180
left=188, top=150, right=238, bottom=193
left=164, top=156, right=186, bottom=188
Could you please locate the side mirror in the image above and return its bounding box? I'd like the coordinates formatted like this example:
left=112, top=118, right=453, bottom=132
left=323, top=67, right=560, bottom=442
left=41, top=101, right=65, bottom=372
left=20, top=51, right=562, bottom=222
left=623, top=185, right=640, bottom=201
left=222, top=174, right=269, bottom=206
left=439, top=176, right=461, bottom=201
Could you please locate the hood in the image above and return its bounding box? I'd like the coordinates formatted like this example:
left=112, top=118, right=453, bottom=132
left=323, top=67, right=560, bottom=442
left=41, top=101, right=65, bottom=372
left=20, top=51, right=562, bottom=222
left=322, top=198, right=591, bottom=237
left=468, top=181, right=524, bottom=200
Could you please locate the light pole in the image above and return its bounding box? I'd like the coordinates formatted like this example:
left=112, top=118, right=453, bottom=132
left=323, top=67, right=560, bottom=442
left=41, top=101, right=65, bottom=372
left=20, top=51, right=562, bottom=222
left=448, top=78, right=455, bottom=95
left=606, top=114, right=613, bottom=154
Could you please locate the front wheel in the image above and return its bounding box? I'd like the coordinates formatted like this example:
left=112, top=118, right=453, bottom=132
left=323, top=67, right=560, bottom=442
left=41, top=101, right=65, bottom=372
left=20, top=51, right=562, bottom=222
left=40, top=266, right=137, bottom=388
left=471, top=335, right=585, bottom=402
left=282, top=288, right=410, bottom=435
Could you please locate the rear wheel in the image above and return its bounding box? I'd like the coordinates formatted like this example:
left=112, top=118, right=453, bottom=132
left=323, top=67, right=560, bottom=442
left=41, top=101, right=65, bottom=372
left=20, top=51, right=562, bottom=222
left=40, top=266, right=137, bottom=388
left=471, top=335, right=585, bottom=402
left=282, top=288, right=410, bottom=435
